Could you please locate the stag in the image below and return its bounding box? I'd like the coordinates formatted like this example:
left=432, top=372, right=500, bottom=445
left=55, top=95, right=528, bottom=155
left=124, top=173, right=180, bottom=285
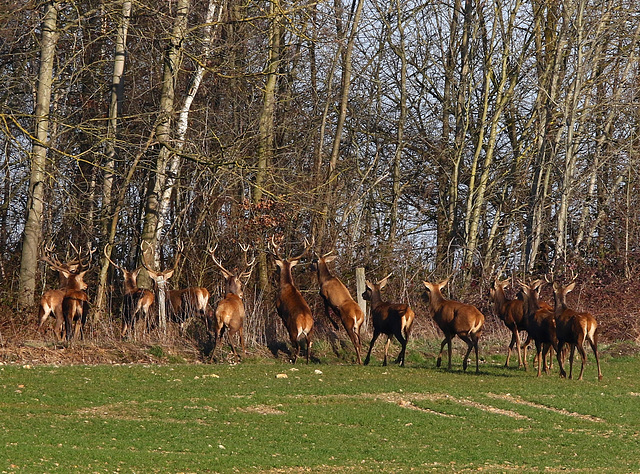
left=519, top=279, right=559, bottom=377
left=38, top=243, right=93, bottom=341
left=104, top=244, right=155, bottom=339
left=312, top=251, right=364, bottom=364
left=422, top=278, right=484, bottom=373
left=362, top=273, right=415, bottom=367
left=552, top=279, right=603, bottom=380
left=140, top=241, right=181, bottom=332
left=490, top=278, right=527, bottom=368
left=207, top=243, right=256, bottom=361
left=269, top=237, right=314, bottom=364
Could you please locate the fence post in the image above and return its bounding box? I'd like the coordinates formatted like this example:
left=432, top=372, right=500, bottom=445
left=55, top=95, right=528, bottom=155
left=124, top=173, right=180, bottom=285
left=356, top=267, right=367, bottom=333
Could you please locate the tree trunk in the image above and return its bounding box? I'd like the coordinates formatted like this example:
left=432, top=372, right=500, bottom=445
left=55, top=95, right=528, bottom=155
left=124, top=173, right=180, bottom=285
left=18, top=0, right=59, bottom=308
left=95, top=0, right=132, bottom=316
left=139, top=0, right=190, bottom=277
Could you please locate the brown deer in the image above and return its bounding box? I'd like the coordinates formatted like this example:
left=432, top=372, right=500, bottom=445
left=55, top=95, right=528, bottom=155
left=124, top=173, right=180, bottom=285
left=552, top=280, right=603, bottom=380
left=519, top=279, right=559, bottom=377
left=207, top=243, right=256, bottom=361
left=141, top=242, right=209, bottom=332
left=312, top=251, right=364, bottom=364
left=490, top=278, right=527, bottom=368
left=422, top=278, right=484, bottom=373
left=362, top=273, right=415, bottom=367
left=103, top=244, right=155, bottom=339
left=269, top=237, right=314, bottom=364
left=140, top=241, right=181, bottom=333
left=38, top=243, right=93, bottom=341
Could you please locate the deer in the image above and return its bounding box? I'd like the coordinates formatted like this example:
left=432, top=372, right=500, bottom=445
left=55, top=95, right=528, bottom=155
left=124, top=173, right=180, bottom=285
left=38, top=243, right=93, bottom=341
left=362, top=273, right=415, bottom=367
left=519, top=279, right=559, bottom=377
left=207, top=243, right=256, bottom=362
left=490, top=278, right=527, bottom=368
left=551, top=279, right=603, bottom=381
left=103, top=244, right=155, bottom=339
left=141, top=241, right=209, bottom=332
left=311, top=250, right=365, bottom=364
left=268, top=236, right=315, bottom=364
left=422, top=278, right=484, bottom=373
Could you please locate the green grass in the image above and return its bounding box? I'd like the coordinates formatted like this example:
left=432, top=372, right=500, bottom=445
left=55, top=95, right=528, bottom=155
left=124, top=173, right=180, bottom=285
left=1, top=352, right=639, bottom=473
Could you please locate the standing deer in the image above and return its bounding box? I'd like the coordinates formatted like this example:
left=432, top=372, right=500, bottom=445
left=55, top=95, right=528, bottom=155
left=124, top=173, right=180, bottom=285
left=269, top=237, right=314, bottom=364
left=140, top=241, right=180, bottom=333
left=362, top=273, right=415, bottom=367
left=519, top=279, right=559, bottom=377
left=422, top=278, right=484, bottom=373
left=103, top=244, right=155, bottom=339
left=490, top=278, right=527, bottom=368
left=141, top=242, right=209, bottom=332
left=38, top=243, right=93, bottom=341
left=312, top=251, right=364, bottom=364
left=207, top=243, right=255, bottom=362
left=552, top=279, right=603, bottom=380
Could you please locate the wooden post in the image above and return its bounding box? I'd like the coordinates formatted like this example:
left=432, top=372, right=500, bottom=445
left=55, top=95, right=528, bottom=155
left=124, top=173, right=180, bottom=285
left=356, top=267, right=367, bottom=333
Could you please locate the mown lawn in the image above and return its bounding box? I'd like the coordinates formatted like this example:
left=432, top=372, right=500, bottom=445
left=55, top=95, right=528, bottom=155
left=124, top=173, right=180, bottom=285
left=1, top=349, right=638, bottom=473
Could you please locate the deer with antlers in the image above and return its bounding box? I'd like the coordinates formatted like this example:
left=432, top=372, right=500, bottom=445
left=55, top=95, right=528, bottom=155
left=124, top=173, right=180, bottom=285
left=551, top=278, right=603, bottom=380
left=362, top=273, right=415, bottom=367
left=490, top=278, right=527, bottom=368
left=312, top=250, right=364, bottom=364
left=38, top=243, right=93, bottom=341
left=268, top=236, right=314, bottom=364
left=519, top=279, right=559, bottom=377
left=207, top=243, right=256, bottom=362
left=422, top=278, right=484, bottom=373
left=104, top=244, right=155, bottom=339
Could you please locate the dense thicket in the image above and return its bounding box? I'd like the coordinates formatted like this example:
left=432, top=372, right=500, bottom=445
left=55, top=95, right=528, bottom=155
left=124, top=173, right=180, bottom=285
left=1, top=0, right=639, bottom=344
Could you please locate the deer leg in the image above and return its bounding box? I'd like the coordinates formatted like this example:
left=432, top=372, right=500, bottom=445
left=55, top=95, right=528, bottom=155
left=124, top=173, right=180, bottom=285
left=589, top=333, right=603, bottom=380
left=239, top=326, right=246, bottom=356
left=364, top=330, right=381, bottom=365
left=436, top=337, right=448, bottom=368
left=568, top=344, right=576, bottom=379
left=576, top=342, right=588, bottom=381
left=382, top=336, right=392, bottom=366
left=535, top=341, right=543, bottom=377
left=513, top=328, right=523, bottom=368
left=556, top=341, right=567, bottom=378
left=393, top=329, right=407, bottom=366
left=345, top=326, right=362, bottom=364
left=226, top=328, right=239, bottom=361
left=521, top=334, right=531, bottom=370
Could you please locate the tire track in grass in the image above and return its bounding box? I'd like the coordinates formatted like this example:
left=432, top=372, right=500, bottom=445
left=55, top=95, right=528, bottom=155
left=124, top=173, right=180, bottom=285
left=487, top=393, right=604, bottom=422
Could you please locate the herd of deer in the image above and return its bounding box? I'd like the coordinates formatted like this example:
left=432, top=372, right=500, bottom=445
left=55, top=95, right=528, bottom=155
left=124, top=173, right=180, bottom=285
left=36, top=241, right=602, bottom=381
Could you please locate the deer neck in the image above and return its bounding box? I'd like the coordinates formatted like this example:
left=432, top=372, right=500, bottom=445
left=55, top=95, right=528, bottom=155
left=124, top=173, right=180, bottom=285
left=317, top=263, right=333, bottom=284
left=279, top=264, right=295, bottom=288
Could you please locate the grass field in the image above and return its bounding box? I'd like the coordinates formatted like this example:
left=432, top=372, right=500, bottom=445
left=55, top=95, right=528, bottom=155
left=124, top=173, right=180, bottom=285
left=1, top=346, right=639, bottom=473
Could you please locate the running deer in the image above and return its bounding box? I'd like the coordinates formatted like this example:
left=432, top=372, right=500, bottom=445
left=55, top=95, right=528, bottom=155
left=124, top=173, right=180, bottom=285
left=207, top=243, right=256, bottom=361
left=269, top=236, right=314, bottom=364
left=552, top=279, right=603, bottom=380
left=490, top=279, right=527, bottom=368
left=38, top=243, right=93, bottom=341
left=519, top=279, right=558, bottom=377
left=422, top=278, right=484, bottom=373
left=362, top=273, right=415, bottom=367
left=312, top=251, right=364, bottom=364
left=103, top=244, right=155, bottom=339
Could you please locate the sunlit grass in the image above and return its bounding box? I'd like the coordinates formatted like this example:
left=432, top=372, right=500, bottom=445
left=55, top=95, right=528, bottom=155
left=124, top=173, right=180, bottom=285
left=1, top=351, right=638, bottom=472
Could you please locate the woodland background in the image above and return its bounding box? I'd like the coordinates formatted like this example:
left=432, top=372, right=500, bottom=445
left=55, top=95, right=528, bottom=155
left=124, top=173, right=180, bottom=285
left=1, top=0, right=640, bottom=351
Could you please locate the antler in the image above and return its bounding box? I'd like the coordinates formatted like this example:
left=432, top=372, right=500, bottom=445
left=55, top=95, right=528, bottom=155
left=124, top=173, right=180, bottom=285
left=103, top=243, right=124, bottom=272
left=376, top=272, right=393, bottom=286
left=207, top=243, right=232, bottom=278
left=268, top=235, right=285, bottom=261
left=291, top=236, right=314, bottom=262
left=239, top=243, right=256, bottom=281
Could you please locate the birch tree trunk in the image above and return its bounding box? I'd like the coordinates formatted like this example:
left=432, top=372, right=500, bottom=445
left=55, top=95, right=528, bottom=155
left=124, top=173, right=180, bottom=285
left=18, top=0, right=59, bottom=308
left=140, top=0, right=190, bottom=268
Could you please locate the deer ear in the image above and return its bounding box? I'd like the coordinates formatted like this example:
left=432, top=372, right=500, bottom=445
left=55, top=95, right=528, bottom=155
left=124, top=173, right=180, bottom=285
left=164, top=269, right=175, bottom=280
left=438, top=278, right=449, bottom=290
left=422, top=281, right=432, bottom=291
left=274, top=260, right=284, bottom=270
left=565, top=281, right=576, bottom=293
left=323, top=255, right=337, bottom=263
left=289, top=259, right=299, bottom=268
left=379, top=278, right=388, bottom=289
left=365, top=280, right=374, bottom=290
